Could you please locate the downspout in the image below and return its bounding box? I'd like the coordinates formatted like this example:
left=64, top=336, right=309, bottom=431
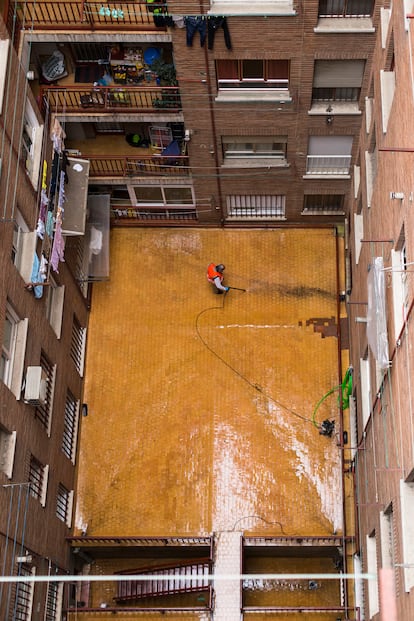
left=199, top=0, right=225, bottom=225
left=335, top=227, right=350, bottom=616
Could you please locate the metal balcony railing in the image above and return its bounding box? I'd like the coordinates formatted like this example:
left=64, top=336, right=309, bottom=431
left=306, top=155, right=351, bottom=175
left=8, top=1, right=162, bottom=31
left=76, top=154, right=189, bottom=178
left=40, top=85, right=181, bottom=114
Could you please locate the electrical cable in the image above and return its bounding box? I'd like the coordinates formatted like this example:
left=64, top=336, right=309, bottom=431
left=231, top=514, right=287, bottom=534
left=195, top=290, right=314, bottom=425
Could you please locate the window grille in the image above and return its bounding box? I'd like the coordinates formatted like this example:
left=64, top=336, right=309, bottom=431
left=302, top=194, right=344, bottom=214
left=56, top=484, right=72, bottom=525
left=70, top=316, right=86, bottom=376
left=226, top=195, right=286, bottom=219
left=14, top=565, right=34, bottom=621
left=35, top=352, right=55, bottom=431
left=45, top=581, right=61, bottom=621
left=62, top=391, right=79, bottom=462
left=28, top=456, right=45, bottom=500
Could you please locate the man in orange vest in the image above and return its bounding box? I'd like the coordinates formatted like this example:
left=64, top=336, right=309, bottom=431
left=207, top=263, right=229, bottom=294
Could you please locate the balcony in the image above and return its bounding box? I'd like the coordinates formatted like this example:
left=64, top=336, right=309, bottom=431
left=40, top=85, right=181, bottom=115
left=7, top=1, right=163, bottom=33
left=75, top=153, right=189, bottom=179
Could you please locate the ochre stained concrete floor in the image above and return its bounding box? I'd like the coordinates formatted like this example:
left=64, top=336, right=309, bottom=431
left=75, top=228, right=345, bottom=538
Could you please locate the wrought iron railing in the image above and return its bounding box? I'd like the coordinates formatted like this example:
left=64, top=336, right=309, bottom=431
left=318, top=0, right=374, bottom=18
left=8, top=1, right=161, bottom=31
left=41, top=85, right=181, bottom=114
left=71, top=154, right=189, bottom=178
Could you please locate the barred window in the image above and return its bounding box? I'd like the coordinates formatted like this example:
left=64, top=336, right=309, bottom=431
left=62, top=391, right=79, bottom=462
left=45, top=582, right=62, bottom=621
left=70, top=316, right=86, bottom=376
left=226, top=195, right=286, bottom=219
left=56, top=483, right=73, bottom=526
left=302, top=194, right=344, bottom=214
left=35, top=352, right=56, bottom=433
left=28, top=456, right=48, bottom=505
left=14, top=565, right=35, bottom=621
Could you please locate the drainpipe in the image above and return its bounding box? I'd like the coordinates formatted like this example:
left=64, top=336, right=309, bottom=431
left=199, top=0, right=225, bottom=225
left=335, top=227, right=350, bottom=616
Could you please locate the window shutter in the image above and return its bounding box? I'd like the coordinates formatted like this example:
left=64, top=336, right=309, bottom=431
left=267, top=59, right=289, bottom=80
left=216, top=59, right=238, bottom=80
left=313, top=60, right=365, bottom=87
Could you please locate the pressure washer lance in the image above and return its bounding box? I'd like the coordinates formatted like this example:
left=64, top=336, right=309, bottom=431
left=227, top=286, right=247, bottom=292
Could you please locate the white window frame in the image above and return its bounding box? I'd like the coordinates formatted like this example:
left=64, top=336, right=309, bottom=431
left=380, top=506, right=394, bottom=569
left=226, top=194, right=286, bottom=219
left=391, top=247, right=408, bottom=342
left=0, top=39, right=9, bottom=115
left=360, top=355, right=371, bottom=429
left=46, top=279, right=65, bottom=339
left=1, top=303, right=28, bottom=400
left=365, top=147, right=377, bottom=208
left=366, top=532, right=379, bottom=617
left=380, top=70, right=395, bottom=134
left=354, top=213, right=364, bottom=264
left=0, top=426, right=17, bottom=478
left=130, top=185, right=195, bottom=208
left=400, top=479, right=414, bottom=591
left=22, top=99, right=44, bottom=190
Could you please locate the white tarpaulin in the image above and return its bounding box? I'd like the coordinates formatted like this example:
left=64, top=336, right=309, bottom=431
left=367, top=256, right=389, bottom=369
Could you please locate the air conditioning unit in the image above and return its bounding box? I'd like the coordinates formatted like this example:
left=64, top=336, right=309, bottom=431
left=24, top=366, right=47, bottom=407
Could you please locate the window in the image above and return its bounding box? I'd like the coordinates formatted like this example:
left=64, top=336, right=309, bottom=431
left=1, top=303, right=28, bottom=399
left=392, top=233, right=408, bottom=341
left=28, top=456, right=48, bottom=506
left=0, top=39, right=9, bottom=115
left=217, top=59, right=289, bottom=89
left=131, top=186, right=195, bottom=207
left=12, top=209, right=37, bottom=283
left=366, top=532, right=379, bottom=617
left=400, top=479, right=414, bottom=591
left=306, top=136, right=352, bottom=176
left=45, top=278, right=65, bottom=339
left=0, top=424, right=16, bottom=478
left=70, top=316, right=86, bottom=376
left=312, top=60, right=365, bottom=108
left=35, top=352, right=56, bottom=434
left=14, top=564, right=35, bottom=621
left=45, top=581, right=63, bottom=621
left=62, top=391, right=80, bottom=463
left=222, top=136, right=287, bottom=166
left=302, top=194, right=344, bottom=215
left=365, top=134, right=377, bottom=208
left=22, top=99, right=44, bottom=190
left=380, top=504, right=394, bottom=569
left=380, top=69, right=395, bottom=133
left=318, top=0, right=374, bottom=17
left=359, top=353, right=371, bottom=430
left=56, top=483, right=73, bottom=526
left=226, top=195, right=286, bottom=219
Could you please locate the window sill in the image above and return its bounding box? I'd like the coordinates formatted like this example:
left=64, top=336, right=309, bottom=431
left=209, top=1, right=296, bottom=16
left=314, top=17, right=374, bottom=33
left=222, top=159, right=289, bottom=168
left=303, top=173, right=351, bottom=180
left=308, top=102, right=361, bottom=116
left=216, top=89, right=292, bottom=103
left=226, top=215, right=287, bottom=221
left=301, top=210, right=345, bottom=216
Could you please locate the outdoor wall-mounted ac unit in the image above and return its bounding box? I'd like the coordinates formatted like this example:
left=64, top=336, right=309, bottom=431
left=24, top=366, right=47, bottom=407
